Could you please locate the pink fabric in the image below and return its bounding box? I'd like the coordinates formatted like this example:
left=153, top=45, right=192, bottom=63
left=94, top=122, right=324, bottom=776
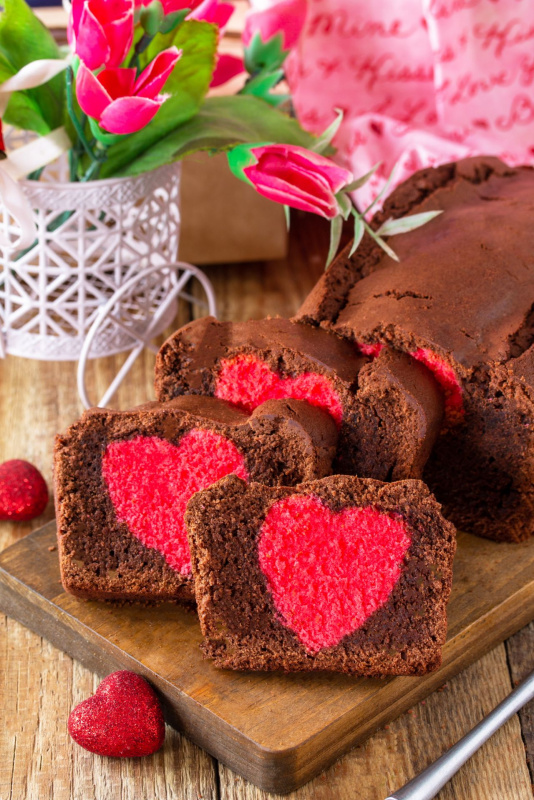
left=258, top=494, right=411, bottom=652
left=102, top=432, right=248, bottom=575
left=243, top=0, right=307, bottom=49
left=249, top=0, right=534, bottom=209
left=215, top=353, right=344, bottom=425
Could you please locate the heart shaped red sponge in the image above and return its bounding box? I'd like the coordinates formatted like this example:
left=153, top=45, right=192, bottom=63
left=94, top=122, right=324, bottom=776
left=68, top=671, right=165, bottom=757
left=0, top=459, right=48, bottom=521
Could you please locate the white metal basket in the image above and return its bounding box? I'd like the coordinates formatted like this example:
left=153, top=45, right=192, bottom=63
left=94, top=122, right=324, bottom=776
left=0, top=162, right=183, bottom=360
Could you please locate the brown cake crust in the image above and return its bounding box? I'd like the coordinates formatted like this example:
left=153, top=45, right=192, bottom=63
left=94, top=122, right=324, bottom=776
left=186, top=474, right=456, bottom=676
left=154, top=316, right=443, bottom=481
left=296, top=156, right=534, bottom=542
left=54, top=396, right=338, bottom=604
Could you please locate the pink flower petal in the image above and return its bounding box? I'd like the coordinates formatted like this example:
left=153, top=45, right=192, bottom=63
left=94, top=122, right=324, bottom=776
left=97, top=67, right=137, bottom=100
left=245, top=175, right=339, bottom=218
left=210, top=53, right=245, bottom=88
left=76, top=62, right=112, bottom=121
left=104, top=12, right=135, bottom=68
left=188, top=0, right=234, bottom=31
left=71, top=0, right=84, bottom=35
left=75, top=4, right=110, bottom=70
left=243, top=0, right=306, bottom=50
left=245, top=161, right=339, bottom=218
left=99, top=95, right=164, bottom=134
left=163, top=0, right=198, bottom=11
left=134, top=47, right=181, bottom=98
left=251, top=144, right=353, bottom=193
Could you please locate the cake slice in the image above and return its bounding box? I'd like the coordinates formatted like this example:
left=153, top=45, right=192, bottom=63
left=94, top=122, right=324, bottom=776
left=186, top=474, right=456, bottom=676
left=297, top=156, right=534, bottom=542
left=154, top=316, right=444, bottom=481
left=54, top=396, right=337, bottom=604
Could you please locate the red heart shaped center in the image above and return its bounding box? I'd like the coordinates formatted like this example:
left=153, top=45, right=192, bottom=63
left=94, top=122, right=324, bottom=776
left=102, top=430, right=248, bottom=574
left=258, top=494, right=412, bottom=653
left=68, top=671, right=165, bottom=757
left=215, top=354, right=343, bottom=425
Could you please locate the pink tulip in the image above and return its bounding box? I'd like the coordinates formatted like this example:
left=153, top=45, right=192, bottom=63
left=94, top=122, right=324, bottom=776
left=188, top=0, right=234, bottom=30
left=137, top=0, right=201, bottom=13
left=210, top=53, right=245, bottom=87
left=70, top=0, right=134, bottom=71
left=243, top=0, right=306, bottom=51
left=76, top=47, right=181, bottom=135
left=240, top=144, right=353, bottom=219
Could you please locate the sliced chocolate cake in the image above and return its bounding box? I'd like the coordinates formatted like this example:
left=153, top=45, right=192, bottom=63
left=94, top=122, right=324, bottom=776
left=154, top=316, right=443, bottom=481
left=186, top=474, right=456, bottom=675
left=54, top=396, right=337, bottom=603
left=297, top=156, right=534, bottom=543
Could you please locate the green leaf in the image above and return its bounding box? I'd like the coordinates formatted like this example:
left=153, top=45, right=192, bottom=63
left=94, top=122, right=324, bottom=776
left=105, top=94, right=318, bottom=177
left=349, top=213, right=365, bottom=257
left=159, top=9, right=189, bottom=34
left=344, top=163, right=381, bottom=193
left=244, top=31, right=287, bottom=75
left=363, top=164, right=397, bottom=216
left=283, top=204, right=290, bottom=230
left=101, top=20, right=218, bottom=178
left=241, top=69, right=286, bottom=106
left=0, top=0, right=64, bottom=132
left=3, top=90, right=50, bottom=135
left=326, top=215, right=343, bottom=269
left=226, top=143, right=261, bottom=184
left=313, top=108, right=343, bottom=154
left=375, top=210, right=443, bottom=237
left=88, top=117, right=123, bottom=147
left=336, top=191, right=352, bottom=220
left=0, top=51, right=50, bottom=134
left=364, top=220, right=400, bottom=262
left=140, top=1, right=164, bottom=36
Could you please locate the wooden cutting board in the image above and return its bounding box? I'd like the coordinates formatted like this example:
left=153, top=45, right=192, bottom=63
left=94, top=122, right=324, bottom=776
left=0, top=520, right=533, bottom=794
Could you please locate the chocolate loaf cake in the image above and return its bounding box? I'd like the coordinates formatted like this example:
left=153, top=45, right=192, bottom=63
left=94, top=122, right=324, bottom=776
left=186, top=474, right=456, bottom=675
left=54, top=395, right=337, bottom=603
left=154, top=316, right=443, bottom=481
left=297, top=156, right=534, bottom=543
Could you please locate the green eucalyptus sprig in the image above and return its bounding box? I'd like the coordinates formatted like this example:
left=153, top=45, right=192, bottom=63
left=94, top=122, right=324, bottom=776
left=327, top=163, right=443, bottom=268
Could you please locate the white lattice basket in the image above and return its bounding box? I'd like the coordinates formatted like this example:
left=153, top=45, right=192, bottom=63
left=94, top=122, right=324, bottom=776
left=0, top=162, right=183, bottom=360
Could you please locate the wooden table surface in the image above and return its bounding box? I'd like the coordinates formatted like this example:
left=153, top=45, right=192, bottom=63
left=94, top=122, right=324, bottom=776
left=0, top=214, right=533, bottom=800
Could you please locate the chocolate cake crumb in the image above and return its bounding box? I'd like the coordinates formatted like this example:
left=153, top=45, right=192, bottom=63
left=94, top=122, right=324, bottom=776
left=296, top=156, right=534, bottom=542
left=186, top=474, right=456, bottom=676
left=54, top=396, right=337, bottom=604
left=154, top=317, right=443, bottom=481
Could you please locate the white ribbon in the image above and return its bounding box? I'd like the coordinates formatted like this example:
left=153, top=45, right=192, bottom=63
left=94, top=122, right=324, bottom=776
left=0, top=59, right=71, bottom=250
left=0, top=59, right=70, bottom=115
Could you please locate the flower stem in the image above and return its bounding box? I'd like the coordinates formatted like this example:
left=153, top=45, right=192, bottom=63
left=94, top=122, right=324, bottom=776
left=65, top=66, right=104, bottom=165
left=130, top=33, right=151, bottom=72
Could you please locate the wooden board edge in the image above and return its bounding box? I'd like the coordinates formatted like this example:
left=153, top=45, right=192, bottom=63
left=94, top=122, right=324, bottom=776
left=1, top=525, right=534, bottom=794
left=273, top=579, right=534, bottom=794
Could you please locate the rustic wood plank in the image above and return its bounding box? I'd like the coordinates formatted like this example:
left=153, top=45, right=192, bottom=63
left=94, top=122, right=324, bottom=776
left=0, top=615, right=219, bottom=800
left=506, top=622, right=534, bottom=785
left=1, top=519, right=533, bottom=794
left=218, top=645, right=532, bottom=800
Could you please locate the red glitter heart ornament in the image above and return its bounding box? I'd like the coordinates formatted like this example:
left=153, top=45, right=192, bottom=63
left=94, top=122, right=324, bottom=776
left=215, top=354, right=343, bottom=425
left=102, top=430, right=248, bottom=574
left=258, top=495, right=412, bottom=653
left=0, top=459, right=48, bottom=521
left=68, top=671, right=165, bottom=757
